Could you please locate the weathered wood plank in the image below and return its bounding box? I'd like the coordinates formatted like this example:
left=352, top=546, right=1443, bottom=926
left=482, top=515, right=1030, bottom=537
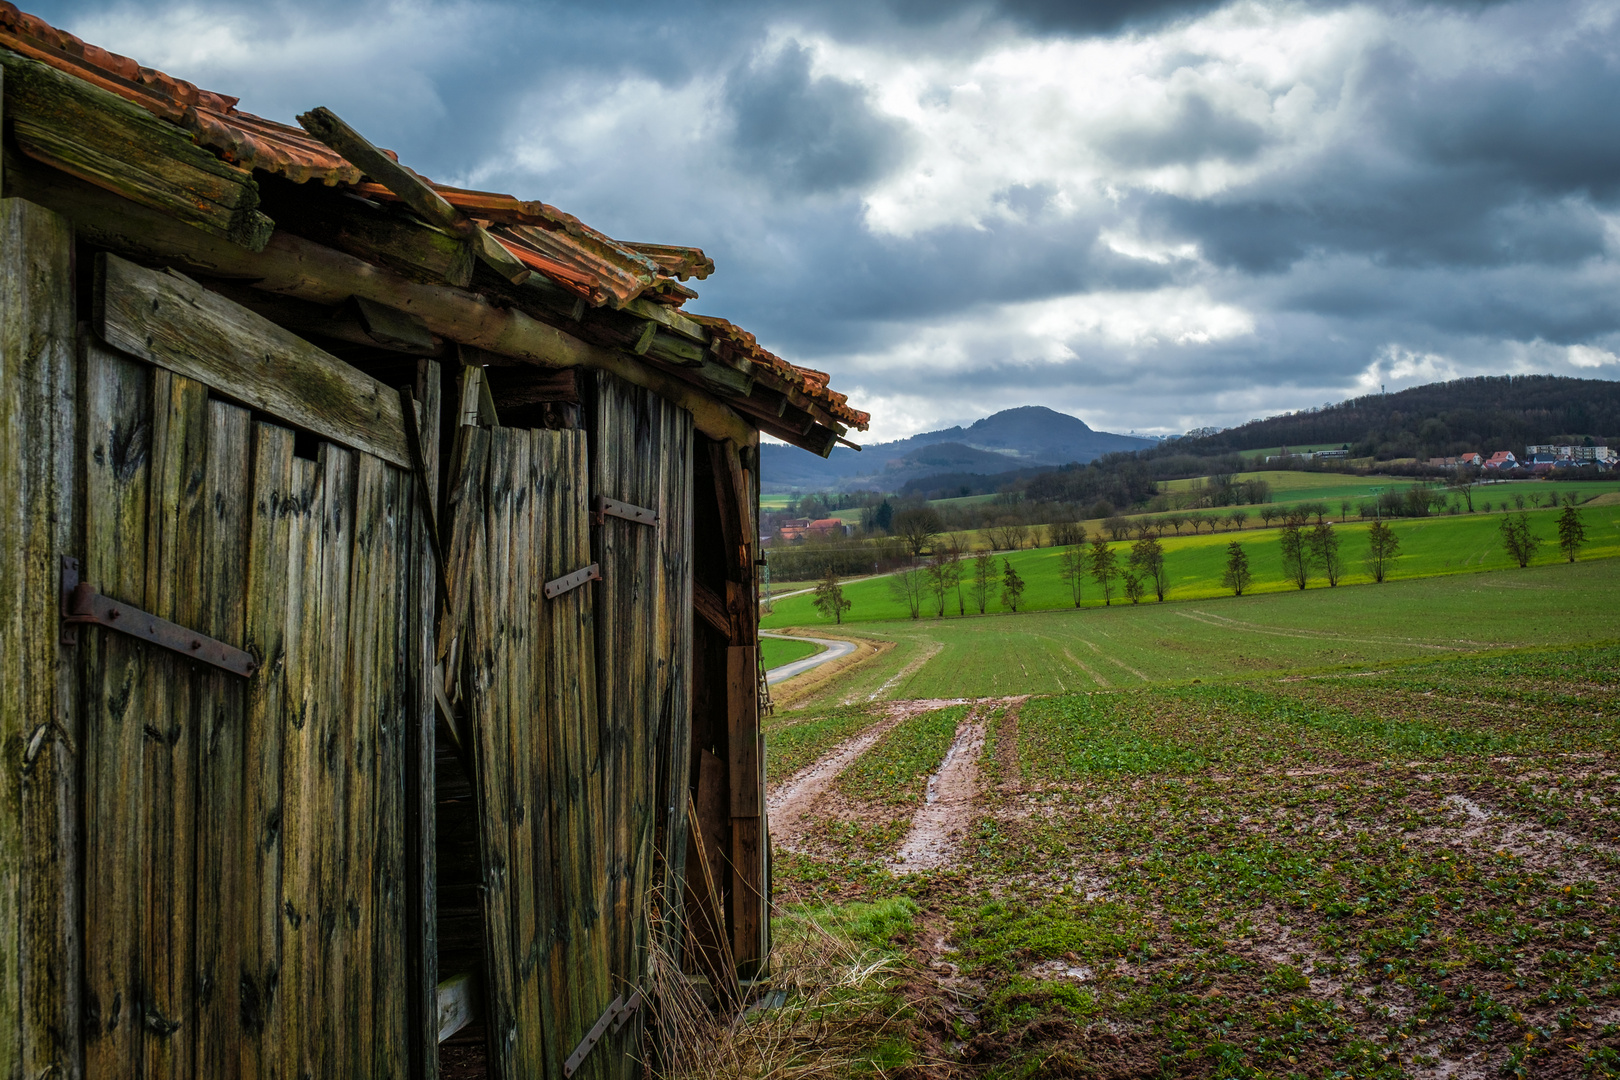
left=279, top=453, right=323, bottom=1080
left=344, top=453, right=386, bottom=1077
left=141, top=367, right=209, bottom=1080
left=408, top=359, right=443, bottom=1080
left=79, top=340, right=152, bottom=1080
left=472, top=428, right=522, bottom=1076
left=0, top=196, right=81, bottom=1079
left=0, top=50, right=273, bottom=248
left=313, top=445, right=356, bottom=1080
left=193, top=398, right=252, bottom=1079
left=96, top=253, right=412, bottom=468
left=727, top=646, right=762, bottom=972
left=239, top=420, right=296, bottom=1080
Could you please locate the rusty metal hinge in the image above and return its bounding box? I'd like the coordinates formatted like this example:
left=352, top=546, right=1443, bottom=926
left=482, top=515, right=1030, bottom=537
left=563, top=993, right=623, bottom=1077
left=60, top=557, right=257, bottom=678
left=592, top=495, right=658, bottom=527
left=542, top=563, right=601, bottom=600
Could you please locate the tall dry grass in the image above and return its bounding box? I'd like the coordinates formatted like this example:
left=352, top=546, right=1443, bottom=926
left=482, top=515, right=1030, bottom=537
left=644, top=904, right=928, bottom=1079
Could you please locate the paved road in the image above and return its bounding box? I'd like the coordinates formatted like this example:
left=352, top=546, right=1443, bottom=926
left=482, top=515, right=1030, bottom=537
left=762, top=632, right=857, bottom=684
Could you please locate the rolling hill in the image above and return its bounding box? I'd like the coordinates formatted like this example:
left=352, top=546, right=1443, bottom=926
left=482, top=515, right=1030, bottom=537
left=762, top=406, right=1155, bottom=492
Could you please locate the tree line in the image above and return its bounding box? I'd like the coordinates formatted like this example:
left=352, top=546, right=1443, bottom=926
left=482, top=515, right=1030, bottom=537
left=805, top=506, right=1592, bottom=623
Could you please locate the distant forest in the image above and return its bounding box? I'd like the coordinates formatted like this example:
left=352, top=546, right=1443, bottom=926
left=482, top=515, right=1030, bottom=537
left=1167, top=375, right=1620, bottom=461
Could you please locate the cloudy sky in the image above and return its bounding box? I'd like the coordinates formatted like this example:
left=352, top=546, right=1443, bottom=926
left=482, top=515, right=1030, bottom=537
left=28, top=0, right=1620, bottom=441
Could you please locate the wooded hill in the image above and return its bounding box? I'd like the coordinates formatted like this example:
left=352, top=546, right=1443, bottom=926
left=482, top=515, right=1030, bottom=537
left=1167, top=375, right=1620, bottom=461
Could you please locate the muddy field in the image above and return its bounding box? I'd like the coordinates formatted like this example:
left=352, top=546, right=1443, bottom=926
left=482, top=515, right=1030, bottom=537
left=759, top=643, right=1620, bottom=1079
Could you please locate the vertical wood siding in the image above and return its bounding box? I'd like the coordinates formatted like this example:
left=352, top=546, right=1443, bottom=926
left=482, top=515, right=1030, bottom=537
left=0, top=198, right=82, bottom=1080
left=591, top=372, right=694, bottom=1074
left=68, top=270, right=430, bottom=1079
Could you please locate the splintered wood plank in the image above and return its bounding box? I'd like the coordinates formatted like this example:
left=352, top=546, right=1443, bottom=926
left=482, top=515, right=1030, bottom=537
left=97, top=253, right=411, bottom=468
left=0, top=197, right=81, bottom=1080
left=313, top=445, right=356, bottom=1080
left=193, top=398, right=252, bottom=1078
left=438, top=425, right=489, bottom=672
left=79, top=341, right=152, bottom=1079
left=239, top=421, right=295, bottom=1080
left=474, top=428, right=522, bottom=1076
left=344, top=453, right=387, bottom=1077
left=279, top=454, right=323, bottom=1080
left=141, top=367, right=209, bottom=1080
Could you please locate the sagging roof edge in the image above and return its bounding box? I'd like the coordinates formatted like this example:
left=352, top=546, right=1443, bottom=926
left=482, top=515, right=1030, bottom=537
left=0, top=2, right=868, bottom=450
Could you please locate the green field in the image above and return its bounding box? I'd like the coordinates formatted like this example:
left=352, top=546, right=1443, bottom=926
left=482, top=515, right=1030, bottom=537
left=769, top=558, right=1620, bottom=701
left=762, top=502, right=1620, bottom=629
left=761, top=635, right=825, bottom=670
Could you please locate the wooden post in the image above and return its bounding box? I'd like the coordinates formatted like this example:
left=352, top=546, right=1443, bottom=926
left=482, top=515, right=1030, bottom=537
left=0, top=196, right=81, bottom=1078
left=726, top=646, right=763, bottom=974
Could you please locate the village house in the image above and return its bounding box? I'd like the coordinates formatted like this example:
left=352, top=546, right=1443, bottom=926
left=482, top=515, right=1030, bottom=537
left=0, top=5, right=867, bottom=1078
left=1484, top=450, right=1518, bottom=469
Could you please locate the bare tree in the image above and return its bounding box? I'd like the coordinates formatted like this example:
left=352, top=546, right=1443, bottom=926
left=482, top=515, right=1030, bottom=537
left=1499, top=511, right=1539, bottom=567
left=971, top=550, right=994, bottom=614
left=1229, top=509, right=1248, bottom=531
left=1365, top=520, right=1400, bottom=583
left=1104, top=515, right=1131, bottom=542
left=1123, top=571, right=1144, bottom=604
left=1279, top=522, right=1311, bottom=589
left=888, top=564, right=928, bottom=618
left=1165, top=512, right=1186, bottom=535
left=812, top=566, right=852, bottom=624
left=1088, top=534, right=1119, bottom=606
left=1129, top=535, right=1168, bottom=601
left=1309, top=523, right=1342, bottom=586
left=894, top=507, right=943, bottom=556
left=944, top=536, right=969, bottom=613
left=1059, top=542, right=1086, bottom=607
left=1258, top=506, right=1279, bottom=528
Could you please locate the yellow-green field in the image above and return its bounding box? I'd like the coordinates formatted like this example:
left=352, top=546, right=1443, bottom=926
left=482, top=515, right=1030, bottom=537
left=762, top=502, right=1620, bottom=628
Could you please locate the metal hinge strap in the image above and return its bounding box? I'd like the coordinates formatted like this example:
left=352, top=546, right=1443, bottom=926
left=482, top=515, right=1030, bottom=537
left=592, top=495, right=658, bottom=527
left=60, top=557, right=257, bottom=677
left=563, top=993, right=623, bottom=1077
left=610, top=988, right=644, bottom=1033
left=542, top=563, right=601, bottom=600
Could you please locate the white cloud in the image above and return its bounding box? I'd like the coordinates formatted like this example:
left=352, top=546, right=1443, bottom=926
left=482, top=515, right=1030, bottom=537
left=1354, top=345, right=1463, bottom=395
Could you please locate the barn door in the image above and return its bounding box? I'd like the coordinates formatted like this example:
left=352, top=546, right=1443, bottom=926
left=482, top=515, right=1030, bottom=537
left=75, top=254, right=435, bottom=1080
left=590, top=372, right=693, bottom=1074
left=459, top=424, right=616, bottom=1079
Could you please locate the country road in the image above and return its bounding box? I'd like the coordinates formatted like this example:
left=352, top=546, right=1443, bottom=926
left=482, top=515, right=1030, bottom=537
left=761, top=632, right=857, bottom=684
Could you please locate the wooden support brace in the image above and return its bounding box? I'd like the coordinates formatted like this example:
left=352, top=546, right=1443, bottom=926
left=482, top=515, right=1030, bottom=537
left=296, top=106, right=532, bottom=284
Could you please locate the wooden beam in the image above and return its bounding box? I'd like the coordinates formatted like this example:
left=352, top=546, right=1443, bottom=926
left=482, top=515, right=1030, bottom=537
left=691, top=579, right=731, bottom=638
left=0, top=49, right=272, bottom=249
left=7, top=151, right=760, bottom=445
left=296, top=107, right=530, bottom=284
left=683, top=793, right=740, bottom=1006
left=95, top=253, right=412, bottom=468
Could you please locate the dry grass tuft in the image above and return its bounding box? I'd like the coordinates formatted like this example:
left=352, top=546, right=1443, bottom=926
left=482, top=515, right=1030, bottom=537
left=646, top=902, right=928, bottom=1079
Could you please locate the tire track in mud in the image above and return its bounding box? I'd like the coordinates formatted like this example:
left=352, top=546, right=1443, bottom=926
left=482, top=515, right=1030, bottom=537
left=891, top=696, right=1027, bottom=872
left=849, top=638, right=943, bottom=703
left=767, top=698, right=965, bottom=850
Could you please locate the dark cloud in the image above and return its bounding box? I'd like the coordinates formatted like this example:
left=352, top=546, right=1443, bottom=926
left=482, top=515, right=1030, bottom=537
left=723, top=42, right=911, bottom=195
left=1096, top=93, right=1269, bottom=168
left=23, top=0, right=1620, bottom=437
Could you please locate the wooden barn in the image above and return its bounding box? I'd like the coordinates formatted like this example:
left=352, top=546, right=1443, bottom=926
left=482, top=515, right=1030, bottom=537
left=0, top=5, right=868, bottom=1077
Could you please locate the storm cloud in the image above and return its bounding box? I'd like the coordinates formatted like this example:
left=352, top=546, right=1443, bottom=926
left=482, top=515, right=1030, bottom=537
left=26, top=0, right=1620, bottom=440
